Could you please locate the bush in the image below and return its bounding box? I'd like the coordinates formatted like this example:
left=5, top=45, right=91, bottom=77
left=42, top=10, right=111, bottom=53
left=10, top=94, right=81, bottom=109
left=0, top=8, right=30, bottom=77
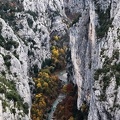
left=0, top=86, right=5, bottom=93
left=26, top=10, right=38, bottom=20
left=3, top=55, right=11, bottom=61
left=5, top=40, right=19, bottom=50
left=116, top=63, right=120, bottom=72
left=28, top=50, right=34, bottom=56
left=2, top=100, right=9, bottom=111
left=33, top=64, right=39, bottom=74
left=3, top=54, right=12, bottom=70
left=1, top=70, right=6, bottom=76
left=95, top=5, right=113, bottom=38
left=4, top=61, right=11, bottom=70
left=113, top=49, right=119, bottom=60
left=11, top=109, right=16, bottom=115
left=41, top=58, right=52, bottom=68
left=6, top=91, right=20, bottom=101
left=102, top=75, right=110, bottom=90
left=13, top=51, right=19, bottom=59
left=23, top=102, right=29, bottom=114
left=5, top=43, right=12, bottom=50
left=0, top=35, right=5, bottom=47
left=116, top=74, right=120, bottom=86
left=41, top=69, right=51, bottom=74
left=94, top=68, right=102, bottom=80
left=0, top=77, right=29, bottom=114
left=27, top=18, right=33, bottom=28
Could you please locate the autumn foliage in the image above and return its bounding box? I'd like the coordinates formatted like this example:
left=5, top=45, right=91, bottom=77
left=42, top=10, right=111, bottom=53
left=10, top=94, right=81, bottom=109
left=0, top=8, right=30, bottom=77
left=62, top=83, right=74, bottom=94
left=50, top=35, right=67, bottom=70
left=31, top=70, right=60, bottom=120
left=54, top=83, right=77, bottom=120
left=31, top=34, right=68, bottom=120
left=54, top=83, right=89, bottom=120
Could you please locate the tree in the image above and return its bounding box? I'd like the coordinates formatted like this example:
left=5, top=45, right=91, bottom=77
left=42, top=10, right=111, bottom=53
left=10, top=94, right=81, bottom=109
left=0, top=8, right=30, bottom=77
left=53, top=35, right=59, bottom=41
left=52, top=49, right=59, bottom=58
left=37, top=82, right=41, bottom=88
left=66, top=83, right=74, bottom=93
left=43, top=82, right=48, bottom=88
left=68, top=116, right=74, bottom=120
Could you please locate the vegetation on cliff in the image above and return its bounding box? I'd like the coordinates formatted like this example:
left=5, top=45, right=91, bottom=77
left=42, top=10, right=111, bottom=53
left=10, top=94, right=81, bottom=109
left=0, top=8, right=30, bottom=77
left=31, top=34, right=68, bottom=120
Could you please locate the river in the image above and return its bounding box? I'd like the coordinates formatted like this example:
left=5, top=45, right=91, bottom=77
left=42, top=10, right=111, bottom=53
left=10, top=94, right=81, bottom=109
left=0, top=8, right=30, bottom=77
left=47, top=71, right=67, bottom=120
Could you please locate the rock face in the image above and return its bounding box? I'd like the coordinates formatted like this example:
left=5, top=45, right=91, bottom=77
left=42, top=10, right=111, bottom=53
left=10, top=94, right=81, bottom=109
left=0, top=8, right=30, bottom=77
left=66, top=0, right=120, bottom=120
left=0, top=0, right=120, bottom=120
left=0, top=0, right=67, bottom=119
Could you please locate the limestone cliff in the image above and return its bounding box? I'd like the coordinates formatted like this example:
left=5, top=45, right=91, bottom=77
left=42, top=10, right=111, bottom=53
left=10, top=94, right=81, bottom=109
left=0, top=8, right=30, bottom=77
left=0, top=0, right=67, bottom=119
left=0, top=0, right=120, bottom=120
left=66, top=0, right=120, bottom=119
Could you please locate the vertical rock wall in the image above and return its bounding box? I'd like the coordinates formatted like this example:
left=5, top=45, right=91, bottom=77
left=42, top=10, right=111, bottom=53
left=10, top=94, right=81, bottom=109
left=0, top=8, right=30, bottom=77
left=66, top=0, right=120, bottom=119
left=0, top=0, right=67, bottom=119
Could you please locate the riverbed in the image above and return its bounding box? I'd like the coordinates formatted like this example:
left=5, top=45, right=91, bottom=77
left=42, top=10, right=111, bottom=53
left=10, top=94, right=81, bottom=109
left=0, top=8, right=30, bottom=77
left=47, top=71, right=67, bottom=120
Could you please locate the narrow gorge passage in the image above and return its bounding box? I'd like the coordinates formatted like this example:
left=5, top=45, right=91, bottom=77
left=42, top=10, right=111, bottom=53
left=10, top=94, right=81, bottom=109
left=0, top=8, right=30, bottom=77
left=0, top=0, right=120, bottom=120
left=48, top=71, right=67, bottom=120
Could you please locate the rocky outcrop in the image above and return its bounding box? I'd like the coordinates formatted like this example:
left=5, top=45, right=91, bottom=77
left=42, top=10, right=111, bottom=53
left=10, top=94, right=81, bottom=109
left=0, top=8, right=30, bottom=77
left=0, top=0, right=120, bottom=119
left=67, top=0, right=120, bottom=120
left=0, top=0, right=67, bottom=119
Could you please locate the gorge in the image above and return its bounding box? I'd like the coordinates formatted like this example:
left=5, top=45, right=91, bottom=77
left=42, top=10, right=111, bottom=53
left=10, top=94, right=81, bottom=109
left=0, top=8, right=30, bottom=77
left=0, top=0, right=120, bottom=120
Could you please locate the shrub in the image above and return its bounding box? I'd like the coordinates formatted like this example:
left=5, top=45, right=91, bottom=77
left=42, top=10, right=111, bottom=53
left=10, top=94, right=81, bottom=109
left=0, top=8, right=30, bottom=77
left=53, top=36, right=59, bottom=41
left=102, top=75, right=110, bottom=90
left=0, top=85, right=5, bottom=93
left=1, top=70, right=6, bottom=76
left=99, top=94, right=106, bottom=101
left=2, top=100, right=9, bottom=111
left=41, top=69, right=50, bottom=74
left=27, top=18, right=33, bottom=28
left=23, top=102, right=29, bottom=114
left=0, top=35, right=5, bottom=47
left=116, top=63, right=120, bottom=72
left=95, top=5, right=113, bottom=38
left=33, top=64, right=39, bottom=74
left=112, top=49, right=119, bottom=60
left=13, top=51, right=19, bottom=59
left=116, top=74, right=120, bottom=86
left=26, top=10, right=38, bottom=20
left=5, top=40, right=19, bottom=50
left=11, top=108, right=16, bottom=115
left=6, top=90, right=20, bottom=101
left=0, top=76, right=29, bottom=114
left=28, top=50, right=34, bottom=56
left=3, top=55, right=11, bottom=70
left=3, top=55, right=11, bottom=61
left=4, top=61, right=11, bottom=70
left=41, top=58, right=52, bottom=68
left=5, top=43, right=12, bottom=50
left=94, top=68, right=103, bottom=80
left=13, top=72, right=17, bottom=77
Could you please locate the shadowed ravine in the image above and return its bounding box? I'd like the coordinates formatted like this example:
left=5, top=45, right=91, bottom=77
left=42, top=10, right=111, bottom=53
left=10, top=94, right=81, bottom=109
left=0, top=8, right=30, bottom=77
left=47, top=71, right=67, bottom=120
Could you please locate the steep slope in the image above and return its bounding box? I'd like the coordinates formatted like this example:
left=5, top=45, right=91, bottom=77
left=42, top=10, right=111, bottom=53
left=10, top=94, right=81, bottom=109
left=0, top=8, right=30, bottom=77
left=88, top=1, right=120, bottom=120
left=66, top=0, right=120, bottom=120
left=0, top=0, right=67, bottom=119
left=0, top=0, right=120, bottom=120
